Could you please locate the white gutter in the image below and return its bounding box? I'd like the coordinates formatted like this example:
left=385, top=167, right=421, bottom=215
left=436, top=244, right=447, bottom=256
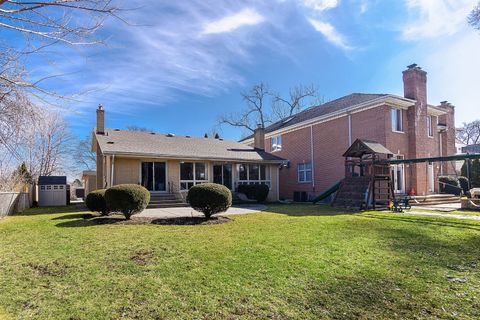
left=101, top=151, right=284, bottom=164
left=348, top=113, right=352, bottom=146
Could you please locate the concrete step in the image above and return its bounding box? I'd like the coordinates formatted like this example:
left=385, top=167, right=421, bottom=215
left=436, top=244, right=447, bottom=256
left=147, top=202, right=188, bottom=209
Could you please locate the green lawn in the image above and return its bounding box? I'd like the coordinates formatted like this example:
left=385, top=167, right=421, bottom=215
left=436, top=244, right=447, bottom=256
left=1, top=204, right=480, bottom=319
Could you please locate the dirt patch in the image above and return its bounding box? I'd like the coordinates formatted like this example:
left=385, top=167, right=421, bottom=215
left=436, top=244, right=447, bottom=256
left=83, top=214, right=231, bottom=226
left=130, top=250, right=154, bottom=266
left=27, top=262, right=67, bottom=277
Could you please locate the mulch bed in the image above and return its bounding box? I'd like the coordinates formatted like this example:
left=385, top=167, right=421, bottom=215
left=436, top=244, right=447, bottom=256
left=80, top=214, right=231, bottom=225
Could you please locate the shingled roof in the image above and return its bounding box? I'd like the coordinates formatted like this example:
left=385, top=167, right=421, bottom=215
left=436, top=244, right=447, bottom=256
left=95, top=129, right=284, bottom=163
left=240, top=93, right=414, bottom=141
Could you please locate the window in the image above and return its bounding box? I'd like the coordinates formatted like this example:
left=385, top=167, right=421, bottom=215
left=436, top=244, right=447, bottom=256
left=391, top=108, right=403, bottom=132
left=180, top=162, right=207, bottom=190
left=271, top=135, right=282, bottom=152
left=427, top=115, right=434, bottom=137
left=237, top=163, right=270, bottom=188
left=298, top=163, right=312, bottom=183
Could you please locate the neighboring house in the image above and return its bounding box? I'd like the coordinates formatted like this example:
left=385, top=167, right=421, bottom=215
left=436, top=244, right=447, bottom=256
left=90, top=107, right=284, bottom=202
left=241, top=64, right=456, bottom=199
left=82, top=170, right=96, bottom=195
left=462, top=144, right=480, bottom=154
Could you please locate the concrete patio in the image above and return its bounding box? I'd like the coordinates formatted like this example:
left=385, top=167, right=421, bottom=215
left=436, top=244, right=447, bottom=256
left=137, top=204, right=268, bottom=219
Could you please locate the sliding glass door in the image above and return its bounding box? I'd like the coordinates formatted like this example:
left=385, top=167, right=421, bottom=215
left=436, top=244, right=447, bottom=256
left=141, top=162, right=166, bottom=192
left=213, top=164, right=232, bottom=190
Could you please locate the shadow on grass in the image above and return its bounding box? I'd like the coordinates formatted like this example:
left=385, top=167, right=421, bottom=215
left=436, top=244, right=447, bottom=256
left=266, top=203, right=359, bottom=217
left=15, top=205, right=85, bottom=216
left=361, top=213, right=480, bottom=231
left=54, top=215, right=231, bottom=227
left=51, top=213, right=96, bottom=220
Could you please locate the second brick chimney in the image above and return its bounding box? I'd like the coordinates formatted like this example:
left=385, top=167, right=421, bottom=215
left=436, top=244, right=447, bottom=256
left=253, top=125, right=265, bottom=150
left=96, top=104, right=105, bottom=135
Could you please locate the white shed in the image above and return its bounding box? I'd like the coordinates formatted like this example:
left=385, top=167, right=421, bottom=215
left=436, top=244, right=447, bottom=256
left=38, top=176, right=67, bottom=207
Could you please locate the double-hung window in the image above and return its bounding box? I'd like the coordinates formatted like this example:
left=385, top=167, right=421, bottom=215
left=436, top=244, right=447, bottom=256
left=427, top=115, right=434, bottom=137
left=180, top=162, right=207, bottom=190
left=271, top=135, right=282, bottom=152
left=298, top=163, right=312, bottom=183
left=391, top=108, right=403, bottom=132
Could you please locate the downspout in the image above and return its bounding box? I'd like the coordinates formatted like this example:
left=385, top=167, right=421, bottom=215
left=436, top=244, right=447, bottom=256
left=110, top=154, right=115, bottom=187
left=439, top=133, right=443, bottom=175
left=348, top=113, right=352, bottom=146
left=310, top=125, right=315, bottom=190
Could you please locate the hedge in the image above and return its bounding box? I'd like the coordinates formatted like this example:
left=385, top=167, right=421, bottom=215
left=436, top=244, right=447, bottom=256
left=105, top=184, right=150, bottom=220
left=237, top=184, right=269, bottom=202
left=85, top=189, right=109, bottom=215
left=186, top=183, right=232, bottom=218
left=458, top=176, right=469, bottom=194
left=438, top=176, right=461, bottom=195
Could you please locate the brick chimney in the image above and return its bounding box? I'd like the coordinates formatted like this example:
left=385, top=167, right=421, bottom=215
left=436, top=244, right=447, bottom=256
left=96, top=104, right=105, bottom=135
left=403, top=64, right=429, bottom=195
left=253, top=125, right=265, bottom=150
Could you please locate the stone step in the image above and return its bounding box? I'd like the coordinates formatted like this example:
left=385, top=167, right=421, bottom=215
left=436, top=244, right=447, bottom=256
left=147, top=202, right=188, bottom=209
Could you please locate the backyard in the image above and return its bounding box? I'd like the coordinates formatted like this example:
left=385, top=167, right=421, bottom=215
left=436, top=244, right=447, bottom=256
left=1, top=204, right=480, bottom=319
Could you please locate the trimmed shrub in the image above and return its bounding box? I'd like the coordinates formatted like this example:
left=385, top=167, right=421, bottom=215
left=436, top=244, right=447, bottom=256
left=186, top=183, right=232, bottom=219
left=105, top=184, right=150, bottom=220
left=85, top=189, right=109, bottom=215
left=237, top=184, right=270, bottom=202
left=458, top=176, right=470, bottom=194
left=438, top=176, right=461, bottom=195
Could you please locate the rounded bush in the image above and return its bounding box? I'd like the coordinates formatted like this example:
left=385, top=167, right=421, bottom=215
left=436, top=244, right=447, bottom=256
left=105, top=184, right=150, bottom=220
left=85, top=189, right=109, bottom=215
left=438, top=176, right=461, bottom=195
left=186, top=183, right=232, bottom=218
left=458, top=176, right=470, bottom=194
left=237, top=184, right=270, bottom=202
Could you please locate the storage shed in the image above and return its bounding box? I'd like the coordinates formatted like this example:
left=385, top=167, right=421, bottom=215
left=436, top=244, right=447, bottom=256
left=38, top=176, right=68, bottom=207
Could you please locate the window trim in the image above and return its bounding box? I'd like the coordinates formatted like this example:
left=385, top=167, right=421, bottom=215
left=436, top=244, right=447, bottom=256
left=271, top=135, right=282, bottom=152
left=237, top=163, right=271, bottom=189
left=298, top=162, right=312, bottom=183
left=427, top=115, right=434, bottom=138
left=391, top=108, right=404, bottom=133
left=179, top=162, right=208, bottom=191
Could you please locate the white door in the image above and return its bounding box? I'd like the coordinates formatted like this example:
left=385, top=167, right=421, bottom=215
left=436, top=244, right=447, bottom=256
left=391, top=156, right=405, bottom=194
left=428, top=163, right=435, bottom=193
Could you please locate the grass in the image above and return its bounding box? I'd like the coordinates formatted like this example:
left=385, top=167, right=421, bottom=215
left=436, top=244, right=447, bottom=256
left=1, top=204, right=480, bottom=319
left=410, top=207, right=480, bottom=217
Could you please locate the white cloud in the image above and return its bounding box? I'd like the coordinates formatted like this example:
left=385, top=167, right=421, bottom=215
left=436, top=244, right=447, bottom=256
left=403, top=0, right=473, bottom=39
left=308, top=18, right=352, bottom=50
left=202, top=8, right=265, bottom=35
left=302, top=0, right=339, bottom=11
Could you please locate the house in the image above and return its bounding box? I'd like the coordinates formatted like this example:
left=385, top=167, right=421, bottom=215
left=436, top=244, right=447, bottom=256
left=82, top=170, right=96, bottom=195
left=90, top=107, right=284, bottom=203
left=241, top=64, right=456, bottom=199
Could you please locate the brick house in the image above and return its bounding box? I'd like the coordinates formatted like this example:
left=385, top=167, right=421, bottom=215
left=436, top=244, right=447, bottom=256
left=241, top=65, right=456, bottom=199
left=91, top=107, right=284, bottom=203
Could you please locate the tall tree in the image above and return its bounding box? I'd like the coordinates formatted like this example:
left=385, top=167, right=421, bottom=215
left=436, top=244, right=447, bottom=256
left=469, top=2, right=480, bottom=30
left=74, top=137, right=96, bottom=171
left=271, top=84, right=319, bottom=120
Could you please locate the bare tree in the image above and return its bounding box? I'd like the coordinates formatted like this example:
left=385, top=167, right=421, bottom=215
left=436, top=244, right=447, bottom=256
left=457, top=120, right=480, bottom=145
left=126, top=125, right=151, bottom=132
left=469, top=2, right=480, bottom=30
left=73, top=137, right=96, bottom=171
left=218, top=83, right=271, bottom=134
left=0, top=0, right=123, bottom=101
left=271, top=84, right=318, bottom=120
left=218, top=83, right=321, bottom=136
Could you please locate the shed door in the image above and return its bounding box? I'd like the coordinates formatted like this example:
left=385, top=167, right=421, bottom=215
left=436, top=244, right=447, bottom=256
left=39, top=185, right=66, bottom=206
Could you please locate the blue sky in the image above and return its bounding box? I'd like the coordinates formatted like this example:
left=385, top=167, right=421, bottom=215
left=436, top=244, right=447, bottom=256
left=14, top=0, right=480, bottom=141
